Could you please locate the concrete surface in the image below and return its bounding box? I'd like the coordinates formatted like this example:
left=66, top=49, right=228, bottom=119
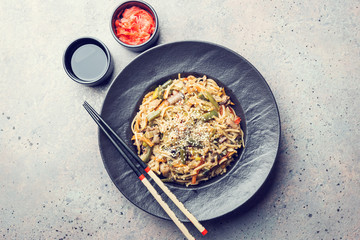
left=1, top=0, right=359, bottom=239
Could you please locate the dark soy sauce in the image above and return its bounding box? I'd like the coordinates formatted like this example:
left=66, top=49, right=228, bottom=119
left=70, top=44, right=108, bottom=81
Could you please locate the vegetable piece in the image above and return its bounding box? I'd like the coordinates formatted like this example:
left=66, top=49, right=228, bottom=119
left=152, top=80, right=173, bottom=100
left=154, top=86, right=165, bottom=99
left=191, top=174, right=197, bottom=184
left=152, top=87, right=159, bottom=99
left=163, top=80, right=175, bottom=100
left=115, top=6, right=155, bottom=45
left=219, top=105, right=224, bottom=115
left=203, top=91, right=219, bottom=111
left=234, top=117, right=241, bottom=124
left=138, top=136, right=154, bottom=147
left=198, top=93, right=207, bottom=101
left=134, top=117, right=140, bottom=132
left=186, top=138, right=202, bottom=148
left=147, top=110, right=161, bottom=121
left=162, top=79, right=173, bottom=88
left=201, top=168, right=210, bottom=176
left=226, top=118, right=238, bottom=129
left=173, top=163, right=186, bottom=168
left=179, top=148, right=186, bottom=164
left=201, top=110, right=218, bottom=121
left=140, top=146, right=152, bottom=163
left=155, top=157, right=167, bottom=163
left=158, top=87, right=165, bottom=99
left=219, top=152, right=230, bottom=163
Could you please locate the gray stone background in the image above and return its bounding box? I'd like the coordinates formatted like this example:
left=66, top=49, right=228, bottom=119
left=1, top=0, right=359, bottom=239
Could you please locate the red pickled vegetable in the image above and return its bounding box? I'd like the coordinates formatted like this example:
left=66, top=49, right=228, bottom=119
left=115, top=6, right=155, bottom=45
left=234, top=116, right=241, bottom=124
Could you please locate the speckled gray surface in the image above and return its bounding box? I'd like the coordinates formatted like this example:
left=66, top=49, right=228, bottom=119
left=0, top=1, right=359, bottom=239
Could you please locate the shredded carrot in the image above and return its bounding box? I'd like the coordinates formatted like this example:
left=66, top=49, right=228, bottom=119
left=131, top=135, right=136, bottom=140
left=138, top=136, right=154, bottom=147
left=156, top=100, right=169, bottom=111
left=221, top=88, right=225, bottom=95
left=228, top=107, right=235, bottom=115
left=173, top=163, right=186, bottom=168
left=219, top=152, right=230, bottom=163
left=219, top=105, right=225, bottom=115
left=191, top=175, right=197, bottom=184
left=155, top=157, right=166, bottom=163
left=195, top=86, right=202, bottom=92
left=134, top=117, right=140, bottom=132
left=215, top=88, right=222, bottom=97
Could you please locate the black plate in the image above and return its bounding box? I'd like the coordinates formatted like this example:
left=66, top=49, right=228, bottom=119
left=99, top=41, right=280, bottom=221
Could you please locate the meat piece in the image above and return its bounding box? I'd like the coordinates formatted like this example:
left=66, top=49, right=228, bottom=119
left=219, top=95, right=230, bottom=105
left=148, top=99, right=162, bottom=110
left=160, top=163, right=170, bottom=177
left=226, top=118, right=238, bottom=129
left=167, top=91, right=184, bottom=105
left=152, top=132, right=160, bottom=144
left=145, top=126, right=160, bottom=144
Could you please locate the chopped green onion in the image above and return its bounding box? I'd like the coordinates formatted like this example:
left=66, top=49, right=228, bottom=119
left=186, top=138, right=202, bottom=148
left=201, top=110, right=218, bottom=121
left=147, top=110, right=161, bottom=121
left=203, top=91, right=219, bottom=111
left=179, top=148, right=186, bottom=164
left=162, top=79, right=173, bottom=89
left=198, top=93, right=207, bottom=101
left=141, top=146, right=152, bottom=163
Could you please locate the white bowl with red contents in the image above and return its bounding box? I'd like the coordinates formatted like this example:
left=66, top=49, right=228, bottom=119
left=110, top=1, right=160, bottom=52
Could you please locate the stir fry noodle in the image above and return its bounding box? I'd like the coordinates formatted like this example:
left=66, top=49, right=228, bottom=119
left=131, top=74, right=244, bottom=186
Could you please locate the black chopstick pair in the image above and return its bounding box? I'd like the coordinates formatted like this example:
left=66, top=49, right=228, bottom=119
left=83, top=101, right=145, bottom=177
left=82, top=101, right=207, bottom=240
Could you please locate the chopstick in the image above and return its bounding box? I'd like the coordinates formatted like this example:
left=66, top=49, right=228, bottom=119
left=83, top=101, right=208, bottom=239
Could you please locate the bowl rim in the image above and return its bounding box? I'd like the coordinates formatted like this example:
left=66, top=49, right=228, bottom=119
left=63, top=37, right=113, bottom=86
left=110, top=0, right=159, bottom=49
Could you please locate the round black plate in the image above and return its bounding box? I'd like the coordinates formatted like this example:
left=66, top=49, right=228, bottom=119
left=99, top=41, right=280, bottom=221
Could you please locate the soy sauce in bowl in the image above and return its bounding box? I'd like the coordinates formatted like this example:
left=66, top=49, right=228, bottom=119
left=63, top=37, right=114, bottom=86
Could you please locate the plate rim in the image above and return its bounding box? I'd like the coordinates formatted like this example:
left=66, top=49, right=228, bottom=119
left=98, top=40, right=281, bottom=221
